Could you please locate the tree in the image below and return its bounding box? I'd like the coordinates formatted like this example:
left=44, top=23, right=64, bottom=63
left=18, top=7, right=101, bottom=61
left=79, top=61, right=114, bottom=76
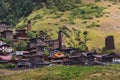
left=0, top=0, right=9, bottom=21
left=46, top=0, right=82, bottom=11
left=78, top=43, right=87, bottom=51
left=0, top=38, right=13, bottom=46
left=0, top=0, right=34, bottom=26
left=83, top=31, right=88, bottom=43
left=15, top=41, right=27, bottom=51
left=27, top=31, right=36, bottom=38
left=21, top=0, right=33, bottom=16
left=81, top=31, right=89, bottom=51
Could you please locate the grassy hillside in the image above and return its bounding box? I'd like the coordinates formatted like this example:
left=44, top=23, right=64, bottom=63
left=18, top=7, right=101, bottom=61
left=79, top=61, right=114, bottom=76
left=16, top=0, right=120, bottom=53
left=0, top=65, right=120, bottom=80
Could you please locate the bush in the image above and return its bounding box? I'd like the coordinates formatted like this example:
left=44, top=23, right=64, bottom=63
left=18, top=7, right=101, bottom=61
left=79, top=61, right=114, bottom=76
left=71, top=3, right=104, bottom=20
left=32, top=14, right=43, bottom=20
left=27, top=31, right=36, bottom=38
left=0, top=63, right=15, bottom=69
left=78, top=43, right=87, bottom=51
left=86, top=22, right=100, bottom=28
left=15, top=40, right=27, bottom=51
left=95, top=0, right=101, bottom=2
left=44, top=47, right=50, bottom=56
left=0, top=0, right=34, bottom=26
left=46, top=0, right=82, bottom=11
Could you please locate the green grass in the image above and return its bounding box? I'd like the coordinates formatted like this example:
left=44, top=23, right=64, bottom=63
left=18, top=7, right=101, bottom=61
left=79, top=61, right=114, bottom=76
left=0, top=63, right=15, bottom=69
left=0, top=64, right=120, bottom=80
left=15, top=1, right=120, bottom=53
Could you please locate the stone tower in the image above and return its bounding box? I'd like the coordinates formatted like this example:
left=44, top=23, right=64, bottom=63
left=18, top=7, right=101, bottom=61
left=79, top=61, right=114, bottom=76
left=27, top=20, right=31, bottom=32
left=58, top=30, right=65, bottom=50
left=105, top=36, right=115, bottom=50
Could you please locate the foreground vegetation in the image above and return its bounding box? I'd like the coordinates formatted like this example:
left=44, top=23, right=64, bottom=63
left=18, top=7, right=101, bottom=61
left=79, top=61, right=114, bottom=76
left=0, top=64, right=120, bottom=80
left=0, top=63, right=15, bottom=69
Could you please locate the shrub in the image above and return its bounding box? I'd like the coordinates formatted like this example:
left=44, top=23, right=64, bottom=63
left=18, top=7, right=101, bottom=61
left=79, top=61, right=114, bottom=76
left=118, top=7, right=120, bottom=9
left=15, top=40, right=27, bottom=51
left=44, top=47, right=50, bottom=56
left=82, top=21, right=87, bottom=24
left=86, top=22, right=100, bottom=28
left=71, top=3, right=104, bottom=20
left=32, top=14, right=43, bottom=20
left=46, top=0, right=82, bottom=11
left=112, top=2, right=117, bottom=5
left=0, top=63, right=15, bottom=69
left=95, top=0, right=101, bottom=2
left=27, top=31, right=36, bottom=38
left=108, top=5, right=111, bottom=7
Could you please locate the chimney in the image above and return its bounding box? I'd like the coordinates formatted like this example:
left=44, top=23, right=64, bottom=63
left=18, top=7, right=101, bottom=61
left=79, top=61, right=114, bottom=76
left=105, top=36, right=115, bottom=50
left=58, top=30, right=65, bottom=50
left=27, top=20, right=31, bottom=33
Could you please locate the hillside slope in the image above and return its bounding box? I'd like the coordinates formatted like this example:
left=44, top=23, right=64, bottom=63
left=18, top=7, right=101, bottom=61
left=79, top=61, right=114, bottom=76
left=16, top=1, right=120, bottom=53
left=0, top=65, right=120, bottom=80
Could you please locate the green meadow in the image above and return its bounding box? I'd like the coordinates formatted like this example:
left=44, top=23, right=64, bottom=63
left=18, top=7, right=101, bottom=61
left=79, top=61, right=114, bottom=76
left=0, top=64, right=120, bottom=80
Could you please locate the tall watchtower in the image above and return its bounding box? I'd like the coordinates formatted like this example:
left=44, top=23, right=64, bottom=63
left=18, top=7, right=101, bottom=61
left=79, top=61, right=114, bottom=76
left=58, top=30, right=65, bottom=50
left=27, top=20, right=31, bottom=33
left=105, top=36, right=115, bottom=50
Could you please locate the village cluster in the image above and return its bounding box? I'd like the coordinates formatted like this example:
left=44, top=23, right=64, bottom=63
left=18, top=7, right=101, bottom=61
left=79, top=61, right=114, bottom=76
left=0, top=21, right=120, bottom=68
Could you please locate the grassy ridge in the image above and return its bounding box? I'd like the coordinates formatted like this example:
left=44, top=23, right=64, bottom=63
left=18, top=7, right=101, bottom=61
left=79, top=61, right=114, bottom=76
left=0, top=65, right=120, bottom=80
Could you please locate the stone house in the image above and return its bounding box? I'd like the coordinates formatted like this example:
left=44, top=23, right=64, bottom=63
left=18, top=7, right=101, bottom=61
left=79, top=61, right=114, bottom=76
left=0, top=22, right=7, bottom=32
left=1, top=30, right=13, bottom=39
